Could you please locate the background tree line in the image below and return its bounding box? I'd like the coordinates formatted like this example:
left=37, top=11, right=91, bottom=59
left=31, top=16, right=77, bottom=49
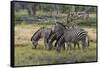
left=14, top=2, right=97, bottom=26
left=15, top=2, right=96, bottom=15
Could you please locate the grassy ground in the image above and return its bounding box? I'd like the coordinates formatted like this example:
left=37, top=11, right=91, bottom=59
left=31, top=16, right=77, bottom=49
left=15, top=24, right=97, bottom=66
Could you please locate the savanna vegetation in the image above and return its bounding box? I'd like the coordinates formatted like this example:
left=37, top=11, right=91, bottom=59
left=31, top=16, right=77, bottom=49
left=15, top=24, right=97, bottom=66
left=13, top=1, right=97, bottom=66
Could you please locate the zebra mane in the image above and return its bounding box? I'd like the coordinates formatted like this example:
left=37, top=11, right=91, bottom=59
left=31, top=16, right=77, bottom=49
left=56, top=22, right=66, bottom=29
left=31, top=27, right=45, bottom=41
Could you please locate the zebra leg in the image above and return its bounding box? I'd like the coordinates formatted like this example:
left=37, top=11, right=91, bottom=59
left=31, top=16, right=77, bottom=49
left=69, top=43, right=72, bottom=50
left=56, top=35, right=65, bottom=52
left=85, top=36, right=89, bottom=48
left=67, top=42, right=72, bottom=50
left=83, top=36, right=89, bottom=51
left=82, top=35, right=89, bottom=50
left=47, top=34, right=56, bottom=50
left=74, top=42, right=77, bottom=49
left=74, top=42, right=80, bottom=49
left=32, top=45, right=37, bottom=49
left=77, top=42, right=80, bottom=49
left=54, top=41, right=57, bottom=47
left=67, top=43, right=69, bottom=50
left=62, top=43, right=65, bottom=50
left=44, top=38, right=48, bottom=49
left=81, top=40, right=86, bottom=50
left=56, top=44, right=62, bottom=52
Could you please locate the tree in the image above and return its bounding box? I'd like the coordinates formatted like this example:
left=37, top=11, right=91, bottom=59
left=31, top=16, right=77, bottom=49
left=32, top=4, right=37, bottom=16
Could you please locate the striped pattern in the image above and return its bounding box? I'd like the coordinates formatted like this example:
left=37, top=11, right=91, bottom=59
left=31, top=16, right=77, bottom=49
left=56, top=27, right=89, bottom=52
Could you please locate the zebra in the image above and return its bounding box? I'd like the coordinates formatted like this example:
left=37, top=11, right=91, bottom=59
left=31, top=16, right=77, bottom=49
left=47, top=22, right=80, bottom=50
left=56, top=27, right=89, bottom=52
left=31, top=27, right=53, bottom=49
left=47, top=22, right=66, bottom=50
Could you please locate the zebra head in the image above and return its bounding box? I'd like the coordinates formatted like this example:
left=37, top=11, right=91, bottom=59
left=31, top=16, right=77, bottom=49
left=31, top=38, right=38, bottom=49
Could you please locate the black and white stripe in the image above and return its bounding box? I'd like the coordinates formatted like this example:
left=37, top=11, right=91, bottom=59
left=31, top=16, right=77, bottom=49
left=56, top=27, right=89, bottom=52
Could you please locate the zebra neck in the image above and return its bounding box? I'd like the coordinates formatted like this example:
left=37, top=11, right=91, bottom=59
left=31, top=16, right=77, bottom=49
left=34, top=33, right=41, bottom=41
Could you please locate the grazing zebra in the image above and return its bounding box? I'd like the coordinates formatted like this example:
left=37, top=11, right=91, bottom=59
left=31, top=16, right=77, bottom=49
left=47, top=22, right=66, bottom=50
left=31, top=27, right=53, bottom=49
left=56, top=28, right=89, bottom=52
left=47, top=22, right=80, bottom=50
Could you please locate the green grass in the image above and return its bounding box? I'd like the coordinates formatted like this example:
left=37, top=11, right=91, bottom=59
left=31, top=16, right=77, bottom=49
left=14, top=24, right=97, bottom=66
left=15, top=42, right=97, bottom=66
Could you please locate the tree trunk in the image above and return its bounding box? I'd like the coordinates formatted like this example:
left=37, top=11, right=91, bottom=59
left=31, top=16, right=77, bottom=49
left=32, top=4, right=37, bottom=16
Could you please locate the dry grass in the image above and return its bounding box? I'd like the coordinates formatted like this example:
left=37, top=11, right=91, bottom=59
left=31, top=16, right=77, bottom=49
left=14, top=24, right=97, bottom=66
left=15, top=24, right=40, bottom=46
left=15, top=24, right=96, bottom=47
left=84, top=27, right=96, bottom=42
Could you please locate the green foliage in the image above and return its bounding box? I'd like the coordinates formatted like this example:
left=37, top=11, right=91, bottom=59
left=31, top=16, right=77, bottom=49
left=14, top=2, right=97, bottom=27
left=15, top=2, right=96, bottom=16
left=78, top=14, right=96, bottom=26
left=61, top=5, right=72, bottom=13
